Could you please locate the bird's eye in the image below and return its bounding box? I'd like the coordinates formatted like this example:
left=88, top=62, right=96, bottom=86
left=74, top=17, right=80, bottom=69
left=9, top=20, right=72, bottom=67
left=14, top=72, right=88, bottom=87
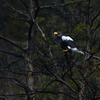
left=54, top=32, right=58, bottom=35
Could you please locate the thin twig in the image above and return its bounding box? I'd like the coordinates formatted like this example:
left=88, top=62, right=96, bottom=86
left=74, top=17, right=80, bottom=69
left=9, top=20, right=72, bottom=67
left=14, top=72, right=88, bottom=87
left=40, top=1, right=86, bottom=9
left=39, top=58, right=76, bottom=93
left=79, top=71, right=95, bottom=94
left=32, top=18, right=47, bottom=42
left=90, top=10, right=100, bottom=28
left=3, top=58, right=23, bottom=69
left=0, top=90, right=76, bottom=99
left=6, top=2, right=29, bottom=17
left=32, top=18, right=53, bottom=58
left=92, top=55, right=100, bottom=59
left=0, top=35, right=26, bottom=51
left=7, top=14, right=28, bottom=22
left=0, top=49, right=24, bottom=58
left=20, top=0, right=29, bottom=8
left=12, top=78, right=29, bottom=90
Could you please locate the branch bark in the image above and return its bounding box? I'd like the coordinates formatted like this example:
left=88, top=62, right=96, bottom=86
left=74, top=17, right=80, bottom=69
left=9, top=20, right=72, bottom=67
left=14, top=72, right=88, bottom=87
left=0, top=35, right=25, bottom=51
left=25, top=0, right=39, bottom=100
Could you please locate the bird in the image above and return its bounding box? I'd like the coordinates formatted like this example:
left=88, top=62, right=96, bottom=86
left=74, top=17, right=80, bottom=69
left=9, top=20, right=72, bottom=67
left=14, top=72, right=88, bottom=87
left=54, top=31, right=84, bottom=54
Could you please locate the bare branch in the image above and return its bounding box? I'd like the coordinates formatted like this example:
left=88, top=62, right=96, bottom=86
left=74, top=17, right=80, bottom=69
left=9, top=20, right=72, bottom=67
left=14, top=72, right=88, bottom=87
left=40, top=1, right=86, bottom=9
left=3, top=58, right=23, bottom=69
left=32, top=18, right=53, bottom=58
left=43, top=79, right=58, bottom=90
left=86, top=62, right=100, bottom=77
left=32, top=18, right=47, bottom=42
left=40, top=58, right=76, bottom=93
left=20, top=0, right=29, bottom=8
left=90, top=10, right=100, bottom=28
left=55, top=75, right=76, bottom=93
left=80, top=71, right=95, bottom=93
left=0, top=90, right=76, bottom=99
left=34, top=0, right=40, bottom=18
left=12, top=78, right=29, bottom=90
left=95, top=96, right=100, bottom=100
left=35, top=90, right=76, bottom=99
left=0, top=49, right=24, bottom=58
left=91, top=22, right=100, bottom=33
left=85, top=51, right=100, bottom=60
left=0, top=35, right=26, bottom=51
left=6, top=2, right=29, bottom=17
left=7, top=14, right=28, bottom=22
left=92, top=55, right=100, bottom=60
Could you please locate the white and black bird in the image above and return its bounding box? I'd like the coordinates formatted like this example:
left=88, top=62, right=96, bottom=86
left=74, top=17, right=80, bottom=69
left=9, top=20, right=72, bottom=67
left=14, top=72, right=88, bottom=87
left=54, top=31, right=84, bottom=54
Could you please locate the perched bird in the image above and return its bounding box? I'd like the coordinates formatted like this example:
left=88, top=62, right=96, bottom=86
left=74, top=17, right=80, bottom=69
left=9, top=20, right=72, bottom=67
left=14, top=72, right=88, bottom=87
left=54, top=31, right=84, bottom=54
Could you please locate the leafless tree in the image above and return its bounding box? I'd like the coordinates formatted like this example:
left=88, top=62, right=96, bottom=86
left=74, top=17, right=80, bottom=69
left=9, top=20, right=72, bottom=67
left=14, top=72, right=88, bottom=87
left=0, top=0, right=100, bottom=100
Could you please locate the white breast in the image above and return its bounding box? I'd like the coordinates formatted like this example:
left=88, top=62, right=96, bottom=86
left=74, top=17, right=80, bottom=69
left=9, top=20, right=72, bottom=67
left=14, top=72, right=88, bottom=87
left=61, top=36, right=74, bottom=41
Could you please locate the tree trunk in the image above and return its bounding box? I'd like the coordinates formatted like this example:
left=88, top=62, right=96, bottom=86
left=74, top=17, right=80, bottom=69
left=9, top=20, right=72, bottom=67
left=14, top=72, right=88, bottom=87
left=58, top=83, right=65, bottom=100
left=25, top=0, right=38, bottom=100
left=77, top=1, right=91, bottom=98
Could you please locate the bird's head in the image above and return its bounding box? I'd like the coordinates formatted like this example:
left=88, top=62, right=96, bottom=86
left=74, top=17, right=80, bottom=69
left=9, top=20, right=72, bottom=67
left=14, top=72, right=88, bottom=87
left=54, top=31, right=62, bottom=37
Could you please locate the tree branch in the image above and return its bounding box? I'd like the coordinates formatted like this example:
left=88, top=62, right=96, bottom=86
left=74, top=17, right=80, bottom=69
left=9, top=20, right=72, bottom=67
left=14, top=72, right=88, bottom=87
left=0, top=49, right=24, bottom=58
left=0, top=35, right=26, bottom=51
left=12, top=78, right=30, bottom=90
left=40, top=58, right=76, bottom=93
left=3, top=58, right=23, bottom=69
left=7, top=14, right=28, bottom=22
left=6, top=2, right=29, bottom=17
left=32, top=18, right=53, bottom=58
left=20, top=0, right=29, bottom=8
left=0, top=90, right=76, bottom=99
left=40, top=1, right=86, bottom=9
left=90, top=10, right=100, bottom=28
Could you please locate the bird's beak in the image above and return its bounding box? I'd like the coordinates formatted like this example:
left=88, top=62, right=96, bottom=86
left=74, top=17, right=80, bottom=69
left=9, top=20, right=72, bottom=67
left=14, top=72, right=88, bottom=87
left=54, top=32, right=58, bottom=35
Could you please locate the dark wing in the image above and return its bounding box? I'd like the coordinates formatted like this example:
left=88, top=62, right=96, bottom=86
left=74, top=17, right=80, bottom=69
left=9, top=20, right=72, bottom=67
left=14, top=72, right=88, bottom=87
left=60, top=40, right=78, bottom=49
left=60, top=36, right=84, bottom=54
left=66, top=40, right=78, bottom=48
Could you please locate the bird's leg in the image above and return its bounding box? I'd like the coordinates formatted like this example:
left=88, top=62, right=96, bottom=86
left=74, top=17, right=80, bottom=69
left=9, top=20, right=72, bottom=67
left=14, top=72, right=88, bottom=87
left=63, top=49, right=68, bottom=53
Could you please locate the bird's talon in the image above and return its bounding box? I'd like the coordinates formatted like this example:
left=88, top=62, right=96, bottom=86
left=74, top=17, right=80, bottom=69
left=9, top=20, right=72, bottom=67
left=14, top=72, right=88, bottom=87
left=63, top=49, right=68, bottom=52
left=54, top=31, right=83, bottom=54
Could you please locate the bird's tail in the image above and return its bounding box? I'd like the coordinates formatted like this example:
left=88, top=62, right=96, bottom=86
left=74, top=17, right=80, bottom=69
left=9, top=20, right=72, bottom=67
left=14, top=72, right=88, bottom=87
left=77, top=50, right=84, bottom=55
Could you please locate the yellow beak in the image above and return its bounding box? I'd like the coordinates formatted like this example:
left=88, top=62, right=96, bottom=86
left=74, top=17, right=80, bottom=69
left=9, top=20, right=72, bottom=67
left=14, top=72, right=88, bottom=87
left=54, top=32, right=58, bottom=35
